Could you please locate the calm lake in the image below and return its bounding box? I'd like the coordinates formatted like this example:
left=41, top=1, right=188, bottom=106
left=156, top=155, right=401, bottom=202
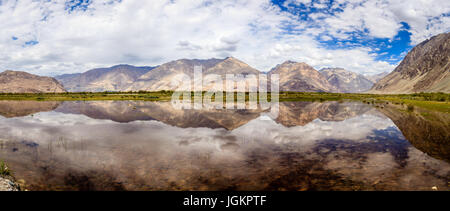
left=0, top=100, right=449, bottom=191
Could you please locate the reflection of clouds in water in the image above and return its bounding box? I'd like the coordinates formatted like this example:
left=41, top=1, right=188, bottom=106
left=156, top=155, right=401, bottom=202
left=325, top=151, right=399, bottom=184
left=0, top=110, right=401, bottom=174
left=15, top=111, right=115, bottom=125
left=325, top=147, right=450, bottom=190
left=0, top=111, right=246, bottom=169
left=0, top=109, right=448, bottom=190
left=0, top=111, right=397, bottom=149
left=234, top=114, right=396, bottom=145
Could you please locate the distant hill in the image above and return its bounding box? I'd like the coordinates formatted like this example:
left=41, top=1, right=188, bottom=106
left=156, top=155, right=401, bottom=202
left=319, top=68, right=374, bottom=93
left=371, top=32, right=450, bottom=93
left=0, top=70, right=66, bottom=93
left=56, top=64, right=155, bottom=92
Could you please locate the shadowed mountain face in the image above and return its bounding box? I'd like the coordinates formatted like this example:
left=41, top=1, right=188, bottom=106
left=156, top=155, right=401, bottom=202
left=371, top=32, right=450, bottom=93
left=269, top=61, right=334, bottom=92
left=320, top=68, right=374, bottom=93
left=0, top=70, right=66, bottom=93
left=56, top=65, right=155, bottom=92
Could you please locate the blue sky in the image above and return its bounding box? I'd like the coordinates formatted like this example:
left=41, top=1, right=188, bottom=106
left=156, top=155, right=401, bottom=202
left=272, top=0, right=413, bottom=66
left=0, top=0, right=448, bottom=76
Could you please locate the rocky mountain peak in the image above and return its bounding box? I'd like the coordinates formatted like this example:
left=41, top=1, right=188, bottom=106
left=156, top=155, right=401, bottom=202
left=279, top=61, right=310, bottom=68
left=270, top=61, right=334, bottom=92
left=2, top=70, right=34, bottom=77
left=204, top=57, right=259, bottom=76
left=214, top=56, right=250, bottom=68
left=319, top=68, right=374, bottom=93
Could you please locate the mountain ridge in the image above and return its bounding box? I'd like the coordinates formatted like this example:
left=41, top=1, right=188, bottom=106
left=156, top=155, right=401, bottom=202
left=319, top=68, right=374, bottom=93
left=370, top=32, right=450, bottom=93
left=269, top=61, right=335, bottom=92
left=52, top=59, right=387, bottom=93
left=0, top=70, right=66, bottom=93
left=56, top=64, right=156, bottom=92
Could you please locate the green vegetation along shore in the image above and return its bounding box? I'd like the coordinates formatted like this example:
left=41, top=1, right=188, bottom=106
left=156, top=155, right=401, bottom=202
left=0, top=91, right=448, bottom=113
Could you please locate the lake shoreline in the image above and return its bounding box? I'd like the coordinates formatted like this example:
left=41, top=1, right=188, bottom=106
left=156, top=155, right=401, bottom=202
left=0, top=92, right=447, bottom=112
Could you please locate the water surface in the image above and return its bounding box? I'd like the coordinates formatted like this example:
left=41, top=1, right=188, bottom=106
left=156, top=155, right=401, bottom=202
left=0, top=100, right=448, bottom=190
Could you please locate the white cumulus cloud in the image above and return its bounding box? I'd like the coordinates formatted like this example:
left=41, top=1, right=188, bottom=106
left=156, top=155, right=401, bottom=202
left=0, top=0, right=448, bottom=76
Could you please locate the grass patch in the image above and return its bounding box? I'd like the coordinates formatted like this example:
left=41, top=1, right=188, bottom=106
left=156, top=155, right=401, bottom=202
left=377, top=97, right=450, bottom=113
left=0, top=160, right=12, bottom=177
left=0, top=91, right=448, bottom=112
left=0, top=91, right=175, bottom=101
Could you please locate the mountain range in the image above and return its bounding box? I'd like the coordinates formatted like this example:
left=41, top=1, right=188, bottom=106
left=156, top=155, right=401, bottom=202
left=0, top=32, right=448, bottom=94
left=54, top=58, right=378, bottom=93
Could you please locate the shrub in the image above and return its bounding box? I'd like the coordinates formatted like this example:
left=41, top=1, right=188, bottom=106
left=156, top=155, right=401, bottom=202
left=0, top=160, right=12, bottom=177
left=407, top=104, right=415, bottom=112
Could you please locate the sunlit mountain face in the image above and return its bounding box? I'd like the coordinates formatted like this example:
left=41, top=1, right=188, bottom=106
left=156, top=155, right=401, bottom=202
left=1, top=0, right=448, bottom=77
left=0, top=101, right=448, bottom=191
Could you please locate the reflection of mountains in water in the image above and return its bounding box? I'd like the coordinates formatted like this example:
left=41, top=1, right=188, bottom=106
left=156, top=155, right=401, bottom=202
left=54, top=101, right=265, bottom=130
left=379, top=105, right=450, bottom=163
left=0, top=100, right=375, bottom=129
left=276, top=101, right=374, bottom=126
left=0, top=101, right=61, bottom=118
left=0, top=100, right=449, bottom=190
left=53, top=101, right=374, bottom=129
left=2, top=100, right=448, bottom=162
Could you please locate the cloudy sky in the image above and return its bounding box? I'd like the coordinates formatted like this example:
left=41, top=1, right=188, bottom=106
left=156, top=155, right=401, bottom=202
left=0, top=0, right=449, bottom=76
